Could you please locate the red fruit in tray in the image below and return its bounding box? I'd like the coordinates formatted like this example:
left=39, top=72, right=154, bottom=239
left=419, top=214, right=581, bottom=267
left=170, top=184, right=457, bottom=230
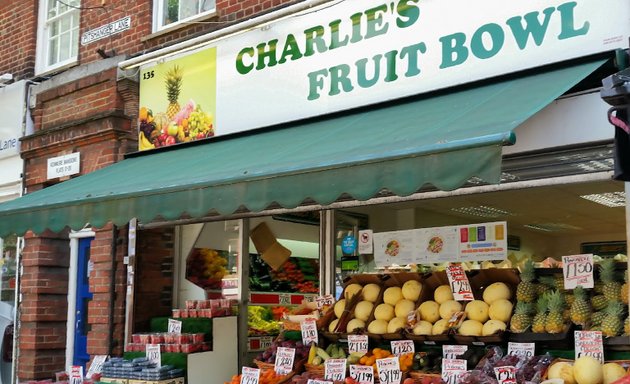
left=403, top=379, right=415, bottom=384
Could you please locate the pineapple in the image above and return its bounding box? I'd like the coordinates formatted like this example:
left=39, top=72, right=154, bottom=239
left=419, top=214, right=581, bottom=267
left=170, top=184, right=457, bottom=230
left=591, top=295, right=608, bottom=311
left=545, top=290, right=566, bottom=334
left=599, top=258, right=622, bottom=302
left=537, top=276, right=555, bottom=295
left=565, top=294, right=575, bottom=307
left=625, top=315, right=630, bottom=335
left=594, top=281, right=604, bottom=294
left=554, top=274, right=566, bottom=291
left=165, top=65, right=183, bottom=120
left=532, top=293, right=549, bottom=333
left=516, top=259, right=537, bottom=303
left=591, top=311, right=606, bottom=327
left=622, top=271, right=628, bottom=305
left=601, top=301, right=624, bottom=337
left=570, top=286, right=591, bottom=326
left=510, top=302, right=533, bottom=333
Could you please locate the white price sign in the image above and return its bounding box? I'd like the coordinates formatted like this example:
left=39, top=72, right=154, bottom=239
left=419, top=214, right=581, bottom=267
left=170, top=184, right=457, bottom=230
left=390, top=340, right=414, bottom=356
left=70, top=366, right=84, bottom=384
left=168, top=318, right=182, bottom=334
left=562, top=254, right=594, bottom=289
left=507, top=342, right=535, bottom=358
left=446, top=264, right=474, bottom=301
left=325, top=359, right=347, bottom=381
left=86, top=355, right=108, bottom=379
left=301, top=319, right=319, bottom=346
left=350, top=365, right=375, bottom=384
left=316, top=295, right=335, bottom=309
left=443, top=345, right=467, bottom=359
left=307, top=380, right=332, bottom=384
left=275, top=347, right=295, bottom=375
left=376, top=357, right=402, bottom=384
left=442, top=359, right=467, bottom=384
left=348, top=335, right=369, bottom=354
left=575, top=331, right=604, bottom=363
left=146, top=344, right=161, bottom=368
left=240, top=367, right=260, bottom=384
left=494, top=366, right=517, bottom=384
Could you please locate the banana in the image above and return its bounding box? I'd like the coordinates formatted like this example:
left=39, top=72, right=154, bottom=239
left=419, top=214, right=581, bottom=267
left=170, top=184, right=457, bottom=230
left=139, top=132, right=155, bottom=150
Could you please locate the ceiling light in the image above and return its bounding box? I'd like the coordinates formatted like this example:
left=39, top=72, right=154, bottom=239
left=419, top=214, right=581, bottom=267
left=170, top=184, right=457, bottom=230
left=524, top=223, right=583, bottom=232
left=451, top=205, right=514, bottom=218
left=580, top=192, right=625, bottom=207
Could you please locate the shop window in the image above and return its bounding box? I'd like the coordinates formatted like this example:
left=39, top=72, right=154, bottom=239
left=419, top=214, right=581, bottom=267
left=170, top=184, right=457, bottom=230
left=36, top=0, right=80, bottom=74
left=154, top=0, right=216, bottom=32
left=0, top=235, right=16, bottom=304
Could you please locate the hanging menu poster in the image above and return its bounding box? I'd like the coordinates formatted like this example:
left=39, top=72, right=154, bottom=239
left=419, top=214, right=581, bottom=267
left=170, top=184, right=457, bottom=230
left=421, top=226, right=460, bottom=263
left=373, top=230, right=419, bottom=267
left=458, top=221, right=508, bottom=261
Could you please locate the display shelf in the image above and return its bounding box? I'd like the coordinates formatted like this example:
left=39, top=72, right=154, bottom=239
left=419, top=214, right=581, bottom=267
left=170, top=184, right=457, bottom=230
left=247, top=335, right=275, bottom=352
left=249, top=291, right=317, bottom=306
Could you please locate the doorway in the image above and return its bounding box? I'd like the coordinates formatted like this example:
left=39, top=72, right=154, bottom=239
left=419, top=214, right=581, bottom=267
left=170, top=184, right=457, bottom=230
left=71, top=236, right=93, bottom=370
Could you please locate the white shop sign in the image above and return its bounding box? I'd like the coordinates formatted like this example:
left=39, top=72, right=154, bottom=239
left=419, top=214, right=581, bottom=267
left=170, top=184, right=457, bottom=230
left=81, top=16, right=131, bottom=46
left=47, top=152, right=80, bottom=180
left=139, top=0, right=629, bottom=139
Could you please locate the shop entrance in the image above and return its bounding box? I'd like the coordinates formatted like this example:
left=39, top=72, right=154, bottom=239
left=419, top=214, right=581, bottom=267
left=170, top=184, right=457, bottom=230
left=73, top=237, right=93, bottom=370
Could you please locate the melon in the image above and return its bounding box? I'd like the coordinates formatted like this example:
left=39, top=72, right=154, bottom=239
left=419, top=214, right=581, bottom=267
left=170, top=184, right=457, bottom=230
left=465, top=300, right=490, bottom=323
left=482, top=319, right=506, bottom=336
left=483, top=282, right=511, bottom=304
left=354, top=300, right=374, bottom=322
left=402, top=280, right=423, bottom=301
left=346, top=318, right=366, bottom=333
left=345, top=284, right=363, bottom=301
left=434, top=285, right=454, bottom=304
left=603, top=362, right=626, bottom=384
left=383, top=287, right=404, bottom=305
left=395, top=299, right=416, bottom=318
left=458, top=320, right=483, bottom=336
left=374, top=303, right=395, bottom=321
left=387, top=317, right=406, bottom=333
left=412, top=320, right=433, bottom=336
left=367, top=319, right=388, bottom=334
left=573, top=356, right=603, bottom=384
left=362, top=283, right=381, bottom=303
left=432, top=319, right=449, bottom=335
left=328, top=319, right=339, bottom=333
left=418, top=301, right=440, bottom=323
left=488, top=299, right=513, bottom=323
left=439, top=300, right=463, bottom=320
left=334, top=299, right=346, bottom=318
left=547, top=361, right=575, bottom=384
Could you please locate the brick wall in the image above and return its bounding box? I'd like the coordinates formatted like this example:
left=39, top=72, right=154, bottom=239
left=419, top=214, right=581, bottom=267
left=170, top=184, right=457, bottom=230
left=0, top=0, right=37, bottom=80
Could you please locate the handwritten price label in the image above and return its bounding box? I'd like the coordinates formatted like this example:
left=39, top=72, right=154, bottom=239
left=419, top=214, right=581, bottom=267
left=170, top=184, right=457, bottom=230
left=146, top=344, right=161, bottom=368
left=575, top=331, right=604, bottom=363
left=348, top=335, right=369, bottom=354
left=168, top=318, right=182, bottom=334
left=562, top=254, right=594, bottom=289
left=316, top=295, right=335, bottom=309
left=376, top=357, right=402, bottom=384
left=446, top=264, right=474, bottom=301
left=443, top=345, right=467, bottom=359
left=274, top=347, right=295, bottom=375
left=86, top=355, right=108, bottom=379
left=307, top=380, right=332, bottom=384
left=494, top=366, right=517, bottom=384
left=441, top=359, right=467, bottom=384
left=390, top=340, right=414, bottom=356
left=301, top=319, right=319, bottom=346
left=325, top=359, right=347, bottom=381
left=507, top=342, right=535, bottom=358
left=240, top=367, right=260, bottom=384
left=70, top=366, right=84, bottom=384
left=350, top=365, right=375, bottom=384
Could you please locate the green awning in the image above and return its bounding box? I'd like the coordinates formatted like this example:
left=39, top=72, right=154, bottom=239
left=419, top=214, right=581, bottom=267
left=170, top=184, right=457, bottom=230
left=0, top=60, right=605, bottom=236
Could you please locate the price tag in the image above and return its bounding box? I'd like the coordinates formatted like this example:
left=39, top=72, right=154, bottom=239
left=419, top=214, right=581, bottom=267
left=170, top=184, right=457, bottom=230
left=376, top=357, right=402, bottom=384
left=494, top=366, right=517, bottom=384
left=301, top=319, right=319, bottom=346
left=443, top=345, right=467, bottom=359
left=562, top=254, right=594, bottom=289
left=145, top=344, right=161, bottom=368
left=275, top=347, right=295, bottom=375
left=86, top=355, right=108, bottom=379
left=446, top=264, right=474, bottom=301
left=260, top=336, right=273, bottom=350
left=70, top=366, right=84, bottom=384
left=307, top=380, right=332, bottom=384
left=390, top=340, right=414, bottom=356
left=279, top=293, right=291, bottom=305
left=240, top=367, right=260, bottom=384
left=316, top=295, right=335, bottom=309
left=325, top=358, right=347, bottom=381
left=441, top=359, right=467, bottom=384
left=507, top=342, right=535, bottom=358
left=350, top=365, right=375, bottom=384
left=575, top=330, right=604, bottom=363
left=168, top=318, right=182, bottom=334
left=348, top=335, right=369, bottom=354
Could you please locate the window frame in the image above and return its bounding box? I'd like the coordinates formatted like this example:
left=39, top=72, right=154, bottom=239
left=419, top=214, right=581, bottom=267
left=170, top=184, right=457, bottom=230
left=35, top=0, right=81, bottom=75
left=153, top=0, right=217, bottom=33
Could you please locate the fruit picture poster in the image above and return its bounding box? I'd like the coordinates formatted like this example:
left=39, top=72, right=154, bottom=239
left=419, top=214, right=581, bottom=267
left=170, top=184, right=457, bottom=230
left=138, top=47, right=217, bottom=150
left=373, top=230, right=419, bottom=268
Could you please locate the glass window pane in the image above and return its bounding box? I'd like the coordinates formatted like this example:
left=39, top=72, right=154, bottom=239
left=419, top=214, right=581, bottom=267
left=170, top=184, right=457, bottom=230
left=72, top=12, right=79, bottom=28
left=60, top=16, right=71, bottom=33
left=70, top=29, right=78, bottom=57
left=48, top=37, right=58, bottom=65
left=47, top=0, right=57, bottom=19
left=69, top=0, right=81, bottom=7
left=180, top=0, right=199, bottom=20
left=201, top=0, right=214, bottom=12
left=59, top=32, right=70, bottom=61
left=0, top=235, right=17, bottom=304
left=164, top=0, right=179, bottom=25
left=49, top=20, right=59, bottom=37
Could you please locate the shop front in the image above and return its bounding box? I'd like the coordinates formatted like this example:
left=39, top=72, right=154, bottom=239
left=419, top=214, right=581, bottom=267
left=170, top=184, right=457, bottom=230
left=1, top=1, right=630, bottom=383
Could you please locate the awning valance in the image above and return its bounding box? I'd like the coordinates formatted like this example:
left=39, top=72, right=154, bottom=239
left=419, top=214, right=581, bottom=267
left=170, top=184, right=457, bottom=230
left=0, top=60, right=605, bottom=236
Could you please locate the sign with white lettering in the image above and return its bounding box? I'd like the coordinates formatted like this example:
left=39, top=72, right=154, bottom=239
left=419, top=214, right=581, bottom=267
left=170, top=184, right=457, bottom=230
left=47, top=152, right=80, bottom=180
left=81, top=16, right=131, bottom=45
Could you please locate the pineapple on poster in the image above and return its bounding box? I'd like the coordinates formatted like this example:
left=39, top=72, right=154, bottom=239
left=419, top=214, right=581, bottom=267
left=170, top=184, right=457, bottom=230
left=137, top=47, right=217, bottom=150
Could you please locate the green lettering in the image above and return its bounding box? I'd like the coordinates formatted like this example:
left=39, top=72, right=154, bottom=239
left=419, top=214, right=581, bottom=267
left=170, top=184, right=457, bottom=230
left=400, top=42, right=426, bottom=77
left=304, top=26, right=327, bottom=57
left=236, top=47, right=255, bottom=75
left=307, top=69, right=328, bottom=100
left=557, top=1, right=589, bottom=40
left=440, top=32, right=468, bottom=68
left=383, top=50, right=399, bottom=82
left=471, top=23, right=504, bottom=60
left=329, top=64, right=353, bottom=96
left=329, top=19, right=350, bottom=50
left=255, top=40, right=278, bottom=70
left=396, top=0, right=420, bottom=28
left=365, top=5, right=389, bottom=39
left=278, top=34, right=303, bottom=64
left=349, top=12, right=364, bottom=43
left=356, top=55, right=382, bottom=89
left=506, top=7, right=555, bottom=49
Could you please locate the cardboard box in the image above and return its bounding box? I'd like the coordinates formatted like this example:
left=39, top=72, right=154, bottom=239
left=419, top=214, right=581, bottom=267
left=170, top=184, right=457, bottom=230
left=99, top=378, right=129, bottom=384
left=128, top=378, right=184, bottom=384
left=250, top=222, right=291, bottom=270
